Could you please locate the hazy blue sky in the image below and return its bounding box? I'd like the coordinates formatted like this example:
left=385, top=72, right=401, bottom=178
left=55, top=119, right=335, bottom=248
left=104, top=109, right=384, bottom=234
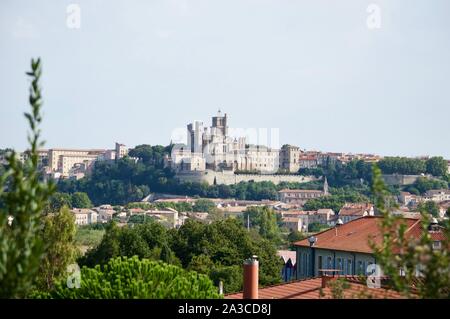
left=1, top=0, right=449, bottom=158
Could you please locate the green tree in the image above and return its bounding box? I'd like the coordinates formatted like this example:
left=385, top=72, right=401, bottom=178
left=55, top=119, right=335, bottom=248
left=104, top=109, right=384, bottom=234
left=187, top=254, right=215, bottom=275
left=210, top=264, right=242, bottom=294
left=38, top=256, right=221, bottom=299
left=80, top=220, right=179, bottom=268
left=287, top=230, right=304, bottom=249
left=308, top=222, right=330, bottom=233
left=243, top=206, right=282, bottom=243
left=171, top=219, right=282, bottom=289
left=193, top=199, right=216, bottom=212
left=47, top=192, right=72, bottom=212
left=426, top=157, right=448, bottom=177
left=71, top=192, right=92, bottom=208
left=35, top=207, right=78, bottom=291
left=406, top=177, right=448, bottom=195
left=417, top=201, right=440, bottom=218
left=303, top=189, right=368, bottom=212
left=80, top=222, right=121, bottom=267
left=0, top=58, right=56, bottom=298
left=378, top=157, right=426, bottom=175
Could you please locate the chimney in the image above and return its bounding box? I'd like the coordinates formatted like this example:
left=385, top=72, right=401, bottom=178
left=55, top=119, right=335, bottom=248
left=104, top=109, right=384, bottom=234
left=243, top=255, right=259, bottom=299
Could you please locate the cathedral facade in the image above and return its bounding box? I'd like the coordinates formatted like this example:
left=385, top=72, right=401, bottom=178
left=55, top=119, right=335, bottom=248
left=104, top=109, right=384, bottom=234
left=166, top=111, right=298, bottom=174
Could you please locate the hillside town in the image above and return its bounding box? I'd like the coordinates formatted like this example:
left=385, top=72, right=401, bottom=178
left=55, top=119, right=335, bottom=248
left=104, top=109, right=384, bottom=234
left=2, top=111, right=449, bottom=297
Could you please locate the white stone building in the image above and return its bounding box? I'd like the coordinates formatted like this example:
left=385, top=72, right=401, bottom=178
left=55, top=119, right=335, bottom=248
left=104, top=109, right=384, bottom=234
left=166, top=111, right=280, bottom=174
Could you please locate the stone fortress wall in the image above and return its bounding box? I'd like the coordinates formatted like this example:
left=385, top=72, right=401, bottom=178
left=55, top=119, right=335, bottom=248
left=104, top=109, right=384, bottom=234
left=175, top=169, right=318, bottom=185
left=381, top=174, right=427, bottom=186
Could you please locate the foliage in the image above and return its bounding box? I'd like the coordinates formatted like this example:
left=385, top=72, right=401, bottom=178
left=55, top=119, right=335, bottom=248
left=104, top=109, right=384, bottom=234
left=0, top=58, right=56, bottom=298
left=57, top=149, right=171, bottom=205
left=80, top=220, right=178, bottom=268
left=210, top=265, right=242, bottom=294
left=287, top=230, right=305, bottom=249
left=75, top=225, right=105, bottom=248
left=417, top=201, right=440, bottom=218
left=171, top=219, right=283, bottom=291
left=425, top=157, right=448, bottom=177
left=377, top=156, right=447, bottom=178
left=378, top=157, right=426, bottom=175
left=242, top=206, right=282, bottom=244
left=37, top=256, right=221, bottom=299
left=126, top=202, right=153, bottom=210
left=193, top=199, right=216, bottom=212
left=84, top=218, right=282, bottom=293
left=370, top=165, right=450, bottom=298
left=303, top=188, right=369, bottom=212
left=35, top=207, right=78, bottom=291
left=298, top=167, right=324, bottom=177
left=56, top=157, right=327, bottom=204
left=405, top=177, right=448, bottom=195
left=71, top=192, right=92, bottom=208
left=47, top=192, right=72, bottom=212
left=327, top=278, right=350, bottom=299
left=321, top=159, right=373, bottom=187
left=308, top=222, right=330, bottom=233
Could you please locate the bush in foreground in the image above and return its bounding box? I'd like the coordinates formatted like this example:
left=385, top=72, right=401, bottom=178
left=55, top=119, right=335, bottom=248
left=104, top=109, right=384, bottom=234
left=36, top=256, right=221, bottom=299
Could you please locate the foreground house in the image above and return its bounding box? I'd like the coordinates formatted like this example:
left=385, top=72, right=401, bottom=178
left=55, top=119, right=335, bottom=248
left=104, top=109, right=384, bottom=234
left=226, top=276, right=407, bottom=299
left=226, top=255, right=407, bottom=299
left=294, top=216, right=444, bottom=279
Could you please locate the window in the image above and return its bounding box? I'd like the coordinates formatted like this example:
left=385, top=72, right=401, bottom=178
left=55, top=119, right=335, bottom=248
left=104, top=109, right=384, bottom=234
left=432, top=241, right=442, bottom=250
left=337, top=258, right=343, bottom=272
left=357, top=261, right=364, bottom=275
left=306, top=253, right=310, bottom=276
left=327, top=256, right=332, bottom=269
left=318, top=256, right=323, bottom=275
left=302, top=253, right=307, bottom=276
left=347, top=259, right=353, bottom=275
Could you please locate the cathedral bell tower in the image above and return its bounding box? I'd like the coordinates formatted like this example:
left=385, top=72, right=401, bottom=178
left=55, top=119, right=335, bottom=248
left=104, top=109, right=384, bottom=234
left=211, top=109, right=228, bottom=136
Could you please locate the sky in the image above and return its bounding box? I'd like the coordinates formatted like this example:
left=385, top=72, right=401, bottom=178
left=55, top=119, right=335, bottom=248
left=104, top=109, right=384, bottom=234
left=0, top=0, right=449, bottom=158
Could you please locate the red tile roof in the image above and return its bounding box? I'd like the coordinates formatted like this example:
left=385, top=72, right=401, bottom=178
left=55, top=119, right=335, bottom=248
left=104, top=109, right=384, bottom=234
left=294, top=216, right=420, bottom=254
left=338, top=203, right=373, bottom=216
left=225, top=276, right=407, bottom=299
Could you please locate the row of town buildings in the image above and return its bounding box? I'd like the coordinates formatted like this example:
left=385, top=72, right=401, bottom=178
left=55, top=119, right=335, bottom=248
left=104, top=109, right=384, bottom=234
left=14, top=142, right=129, bottom=179
left=164, top=110, right=383, bottom=176
left=70, top=204, right=183, bottom=228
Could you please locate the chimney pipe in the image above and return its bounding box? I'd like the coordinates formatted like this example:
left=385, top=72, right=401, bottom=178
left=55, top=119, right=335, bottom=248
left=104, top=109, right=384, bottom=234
left=243, top=255, right=259, bottom=299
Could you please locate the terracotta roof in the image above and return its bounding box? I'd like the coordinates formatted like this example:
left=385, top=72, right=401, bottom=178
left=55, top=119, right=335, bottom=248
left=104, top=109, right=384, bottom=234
left=338, top=203, right=373, bottom=216
left=294, top=216, right=419, bottom=254
left=317, top=209, right=335, bottom=215
left=225, top=276, right=407, bottom=299
left=282, top=210, right=317, bottom=216
left=282, top=217, right=301, bottom=223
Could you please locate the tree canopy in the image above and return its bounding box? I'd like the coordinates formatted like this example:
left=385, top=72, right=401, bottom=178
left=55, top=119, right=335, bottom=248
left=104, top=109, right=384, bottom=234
left=37, top=256, right=221, bottom=299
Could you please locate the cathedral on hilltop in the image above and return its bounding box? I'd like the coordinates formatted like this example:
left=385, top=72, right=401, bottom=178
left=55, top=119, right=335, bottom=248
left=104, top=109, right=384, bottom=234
left=165, top=110, right=301, bottom=175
